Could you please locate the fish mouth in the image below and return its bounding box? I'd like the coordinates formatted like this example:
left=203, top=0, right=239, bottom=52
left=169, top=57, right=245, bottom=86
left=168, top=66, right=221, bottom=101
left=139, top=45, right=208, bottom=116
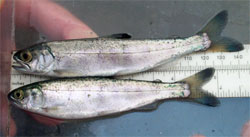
left=7, top=92, right=15, bottom=102
left=12, top=64, right=29, bottom=72
left=7, top=92, right=20, bottom=106
left=12, top=56, right=31, bottom=72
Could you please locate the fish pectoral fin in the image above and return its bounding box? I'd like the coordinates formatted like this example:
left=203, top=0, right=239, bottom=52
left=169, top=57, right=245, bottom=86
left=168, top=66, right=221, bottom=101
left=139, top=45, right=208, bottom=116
left=41, top=107, right=59, bottom=112
left=133, top=102, right=160, bottom=111
left=53, top=69, right=82, bottom=77
left=102, top=33, right=132, bottom=39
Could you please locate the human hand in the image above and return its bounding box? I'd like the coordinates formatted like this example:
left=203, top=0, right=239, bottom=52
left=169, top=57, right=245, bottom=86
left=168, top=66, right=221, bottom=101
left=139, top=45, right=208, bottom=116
left=0, top=0, right=97, bottom=136
left=191, top=120, right=250, bottom=137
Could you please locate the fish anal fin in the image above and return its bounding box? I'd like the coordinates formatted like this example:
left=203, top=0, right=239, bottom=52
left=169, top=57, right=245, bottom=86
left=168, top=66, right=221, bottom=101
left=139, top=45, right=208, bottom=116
left=134, top=102, right=160, bottom=111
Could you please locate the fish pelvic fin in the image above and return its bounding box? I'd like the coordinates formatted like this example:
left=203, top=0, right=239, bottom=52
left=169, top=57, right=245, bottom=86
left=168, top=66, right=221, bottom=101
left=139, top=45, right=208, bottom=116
left=197, top=10, right=244, bottom=52
left=179, top=68, right=220, bottom=107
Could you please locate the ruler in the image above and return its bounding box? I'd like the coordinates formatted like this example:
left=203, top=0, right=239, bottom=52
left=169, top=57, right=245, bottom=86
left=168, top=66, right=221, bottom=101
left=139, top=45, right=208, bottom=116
left=10, top=44, right=250, bottom=97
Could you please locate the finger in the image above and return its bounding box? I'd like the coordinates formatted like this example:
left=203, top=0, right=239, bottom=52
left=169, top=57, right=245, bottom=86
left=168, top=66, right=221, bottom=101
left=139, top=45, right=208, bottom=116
left=15, top=0, right=97, bottom=40
left=15, top=0, right=97, bottom=127
left=0, top=18, right=16, bottom=136
left=0, top=92, right=17, bottom=137
left=191, top=134, right=206, bottom=137
left=9, top=116, right=17, bottom=137
left=0, top=0, right=5, bottom=11
left=241, top=120, right=250, bottom=137
left=15, top=0, right=31, bottom=28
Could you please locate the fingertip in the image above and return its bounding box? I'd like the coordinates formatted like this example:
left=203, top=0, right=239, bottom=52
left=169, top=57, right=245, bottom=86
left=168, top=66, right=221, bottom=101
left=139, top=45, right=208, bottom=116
left=0, top=92, right=17, bottom=137
left=191, top=134, right=206, bottom=137
left=9, top=117, right=17, bottom=137
left=26, top=0, right=97, bottom=40
left=15, top=0, right=32, bottom=28
left=241, top=121, right=250, bottom=137
left=0, top=0, right=5, bottom=11
left=62, top=25, right=97, bottom=40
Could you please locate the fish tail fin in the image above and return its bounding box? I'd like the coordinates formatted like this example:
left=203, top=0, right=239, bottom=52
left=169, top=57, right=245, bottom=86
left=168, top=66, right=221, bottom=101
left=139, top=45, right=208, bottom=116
left=180, top=68, right=220, bottom=107
left=197, top=10, right=244, bottom=52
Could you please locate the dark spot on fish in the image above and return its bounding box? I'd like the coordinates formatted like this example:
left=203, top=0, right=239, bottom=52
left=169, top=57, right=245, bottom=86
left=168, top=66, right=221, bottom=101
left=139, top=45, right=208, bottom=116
left=212, top=129, right=215, bottom=132
left=149, top=21, right=153, bottom=25
left=88, top=94, right=91, bottom=97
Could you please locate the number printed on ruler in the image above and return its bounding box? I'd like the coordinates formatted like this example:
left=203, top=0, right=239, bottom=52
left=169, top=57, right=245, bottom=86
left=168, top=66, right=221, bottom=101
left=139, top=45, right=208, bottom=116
left=10, top=45, right=250, bottom=97
left=153, top=44, right=250, bottom=71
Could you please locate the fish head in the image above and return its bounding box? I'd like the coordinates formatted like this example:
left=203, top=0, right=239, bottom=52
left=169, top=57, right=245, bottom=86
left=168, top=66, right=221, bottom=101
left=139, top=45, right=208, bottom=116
left=13, top=43, right=55, bottom=75
left=8, top=84, right=45, bottom=110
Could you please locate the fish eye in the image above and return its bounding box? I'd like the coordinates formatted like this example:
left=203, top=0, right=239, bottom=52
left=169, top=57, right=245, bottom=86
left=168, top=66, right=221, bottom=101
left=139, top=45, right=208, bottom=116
left=14, top=90, right=24, bottom=100
left=20, top=51, right=32, bottom=63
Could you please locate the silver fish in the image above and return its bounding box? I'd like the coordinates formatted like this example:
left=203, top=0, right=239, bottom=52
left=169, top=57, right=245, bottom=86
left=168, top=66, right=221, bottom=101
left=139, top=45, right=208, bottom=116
left=12, top=11, right=243, bottom=77
left=8, top=68, right=218, bottom=120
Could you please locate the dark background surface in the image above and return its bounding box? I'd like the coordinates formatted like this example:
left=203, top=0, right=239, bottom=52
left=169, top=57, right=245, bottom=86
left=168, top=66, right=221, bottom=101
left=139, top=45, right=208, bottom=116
left=14, top=0, right=249, bottom=136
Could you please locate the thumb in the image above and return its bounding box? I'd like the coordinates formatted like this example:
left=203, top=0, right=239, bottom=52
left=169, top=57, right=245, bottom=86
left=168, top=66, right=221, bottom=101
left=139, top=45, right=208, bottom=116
left=241, top=121, right=250, bottom=137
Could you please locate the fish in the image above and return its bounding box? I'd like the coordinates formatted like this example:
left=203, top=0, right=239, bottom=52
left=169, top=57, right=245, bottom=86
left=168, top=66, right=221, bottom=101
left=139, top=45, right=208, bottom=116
left=12, top=10, right=243, bottom=77
left=8, top=68, right=219, bottom=120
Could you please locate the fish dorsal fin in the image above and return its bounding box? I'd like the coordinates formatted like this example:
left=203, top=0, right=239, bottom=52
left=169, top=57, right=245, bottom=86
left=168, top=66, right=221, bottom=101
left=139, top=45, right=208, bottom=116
left=102, top=33, right=132, bottom=39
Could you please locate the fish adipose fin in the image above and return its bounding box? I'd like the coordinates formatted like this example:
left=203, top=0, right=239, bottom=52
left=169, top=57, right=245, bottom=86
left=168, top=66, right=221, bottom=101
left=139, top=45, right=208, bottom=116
left=197, top=10, right=244, bottom=52
left=180, top=68, right=219, bottom=107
